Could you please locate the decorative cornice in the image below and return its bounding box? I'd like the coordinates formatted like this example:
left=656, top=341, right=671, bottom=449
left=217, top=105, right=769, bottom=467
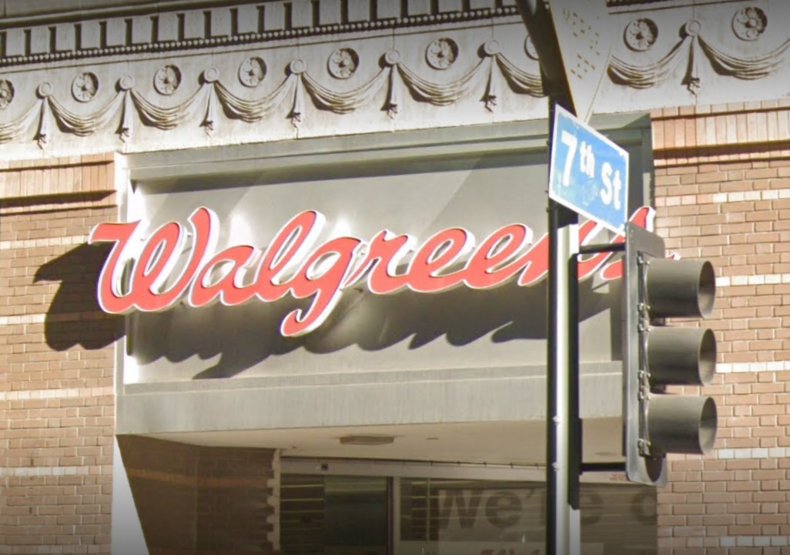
left=606, top=0, right=746, bottom=10
left=0, top=0, right=241, bottom=25
left=0, top=0, right=785, bottom=155
left=0, top=43, right=543, bottom=149
left=0, top=5, right=520, bottom=68
left=609, top=14, right=789, bottom=95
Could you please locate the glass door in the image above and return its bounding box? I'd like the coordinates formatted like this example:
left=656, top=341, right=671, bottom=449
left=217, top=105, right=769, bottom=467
left=281, top=474, right=390, bottom=555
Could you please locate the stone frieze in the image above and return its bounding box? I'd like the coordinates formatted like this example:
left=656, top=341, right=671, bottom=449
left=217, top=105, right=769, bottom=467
left=1, top=39, right=542, bottom=149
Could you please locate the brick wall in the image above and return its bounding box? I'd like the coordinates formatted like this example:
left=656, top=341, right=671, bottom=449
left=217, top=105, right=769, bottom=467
left=0, top=155, right=119, bottom=554
left=5, top=102, right=788, bottom=553
left=195, top=445, right=279, bottom=553
left=0, top=154, right=282, bottom=554
left=653, top=101, right=790, bottom=554
left=116, top=435, right=279, bottom=554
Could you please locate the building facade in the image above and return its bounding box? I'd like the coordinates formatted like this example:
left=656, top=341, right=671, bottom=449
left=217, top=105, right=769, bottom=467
left=0, top=0, right=788, bottom=553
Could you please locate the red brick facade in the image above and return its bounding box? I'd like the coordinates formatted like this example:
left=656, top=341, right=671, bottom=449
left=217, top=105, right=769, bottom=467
left=0, top=156, right=281, bottom=553
left=117, top=436, right=277, bottom=554
left=654, top=101, right=790, bottom=554
left=2, top=100, right=789, bottom=553
left=0, top=155, right=118, bottom=553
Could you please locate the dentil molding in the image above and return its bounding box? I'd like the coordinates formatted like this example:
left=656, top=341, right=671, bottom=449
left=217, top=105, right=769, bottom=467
left=0, top=2, right=521, bottom=67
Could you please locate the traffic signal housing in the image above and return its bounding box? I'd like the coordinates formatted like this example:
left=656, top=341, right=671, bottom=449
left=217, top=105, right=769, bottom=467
left=622, top=223, right=718, bottom=486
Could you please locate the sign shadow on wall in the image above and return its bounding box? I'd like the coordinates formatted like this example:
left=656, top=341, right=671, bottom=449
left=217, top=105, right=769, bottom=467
left=129, top=275, right=616, bottom=380
left=35, top=243, right=124, bottom=351
left=34, top=243, right=617, bottom=379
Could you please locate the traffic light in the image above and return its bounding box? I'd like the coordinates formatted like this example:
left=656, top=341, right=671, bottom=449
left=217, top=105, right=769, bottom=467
left=622, top=223, right=718, bottom=486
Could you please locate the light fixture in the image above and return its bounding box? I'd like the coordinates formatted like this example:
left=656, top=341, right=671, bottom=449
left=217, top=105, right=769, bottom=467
left=338, top=434, right=395, bottom=446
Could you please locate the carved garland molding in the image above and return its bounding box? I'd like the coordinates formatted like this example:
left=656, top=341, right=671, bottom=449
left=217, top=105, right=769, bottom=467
left=610, top=15, right=789, bottom=95
left=0, top=42, right=543, bottom=148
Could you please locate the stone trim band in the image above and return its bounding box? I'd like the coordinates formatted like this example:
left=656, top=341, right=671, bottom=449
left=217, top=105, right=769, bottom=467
left=0, top=45, right=543, bottom=148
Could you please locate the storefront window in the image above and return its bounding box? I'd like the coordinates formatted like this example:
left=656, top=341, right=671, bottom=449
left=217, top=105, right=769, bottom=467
left=400, top=479, right=655, bottom=554
left=400, top=479, right=541, bottom=551
left=281, top=475, right=389, bottom=555
left=281, top=474, right=655, bottom=555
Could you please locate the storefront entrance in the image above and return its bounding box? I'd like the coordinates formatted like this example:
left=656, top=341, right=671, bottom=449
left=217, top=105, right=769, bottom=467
left=280, top=459, right=656, bottom=555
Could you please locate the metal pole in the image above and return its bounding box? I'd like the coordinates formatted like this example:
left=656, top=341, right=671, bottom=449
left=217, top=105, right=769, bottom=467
left=390, top=476, right=400, bottom=555
left=546, top=95, right=581, bottom=555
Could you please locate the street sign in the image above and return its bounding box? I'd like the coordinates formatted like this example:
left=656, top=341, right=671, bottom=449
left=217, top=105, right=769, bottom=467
left=547, top=0, right=614, bottom=123
left=548, top=105, right=629, bottom=234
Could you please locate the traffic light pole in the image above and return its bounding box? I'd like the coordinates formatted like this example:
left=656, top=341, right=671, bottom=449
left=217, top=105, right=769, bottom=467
left=513, top=2, right=610, bottom=551
left=546, top=95, right=581, bottom=555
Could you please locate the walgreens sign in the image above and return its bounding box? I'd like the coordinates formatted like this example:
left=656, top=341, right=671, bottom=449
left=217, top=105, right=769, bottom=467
left=90, top=206, right=654, bottom=337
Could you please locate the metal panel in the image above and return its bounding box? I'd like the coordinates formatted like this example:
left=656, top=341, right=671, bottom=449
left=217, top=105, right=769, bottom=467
left=115, top=123, right=650, bottom=451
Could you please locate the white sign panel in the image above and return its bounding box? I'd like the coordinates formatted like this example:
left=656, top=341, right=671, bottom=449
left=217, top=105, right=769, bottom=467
left=549, top=105, right=629, bottom=233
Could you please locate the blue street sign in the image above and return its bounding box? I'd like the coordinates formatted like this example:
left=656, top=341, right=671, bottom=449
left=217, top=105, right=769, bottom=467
left=549, top=105, right=630, bottom=233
